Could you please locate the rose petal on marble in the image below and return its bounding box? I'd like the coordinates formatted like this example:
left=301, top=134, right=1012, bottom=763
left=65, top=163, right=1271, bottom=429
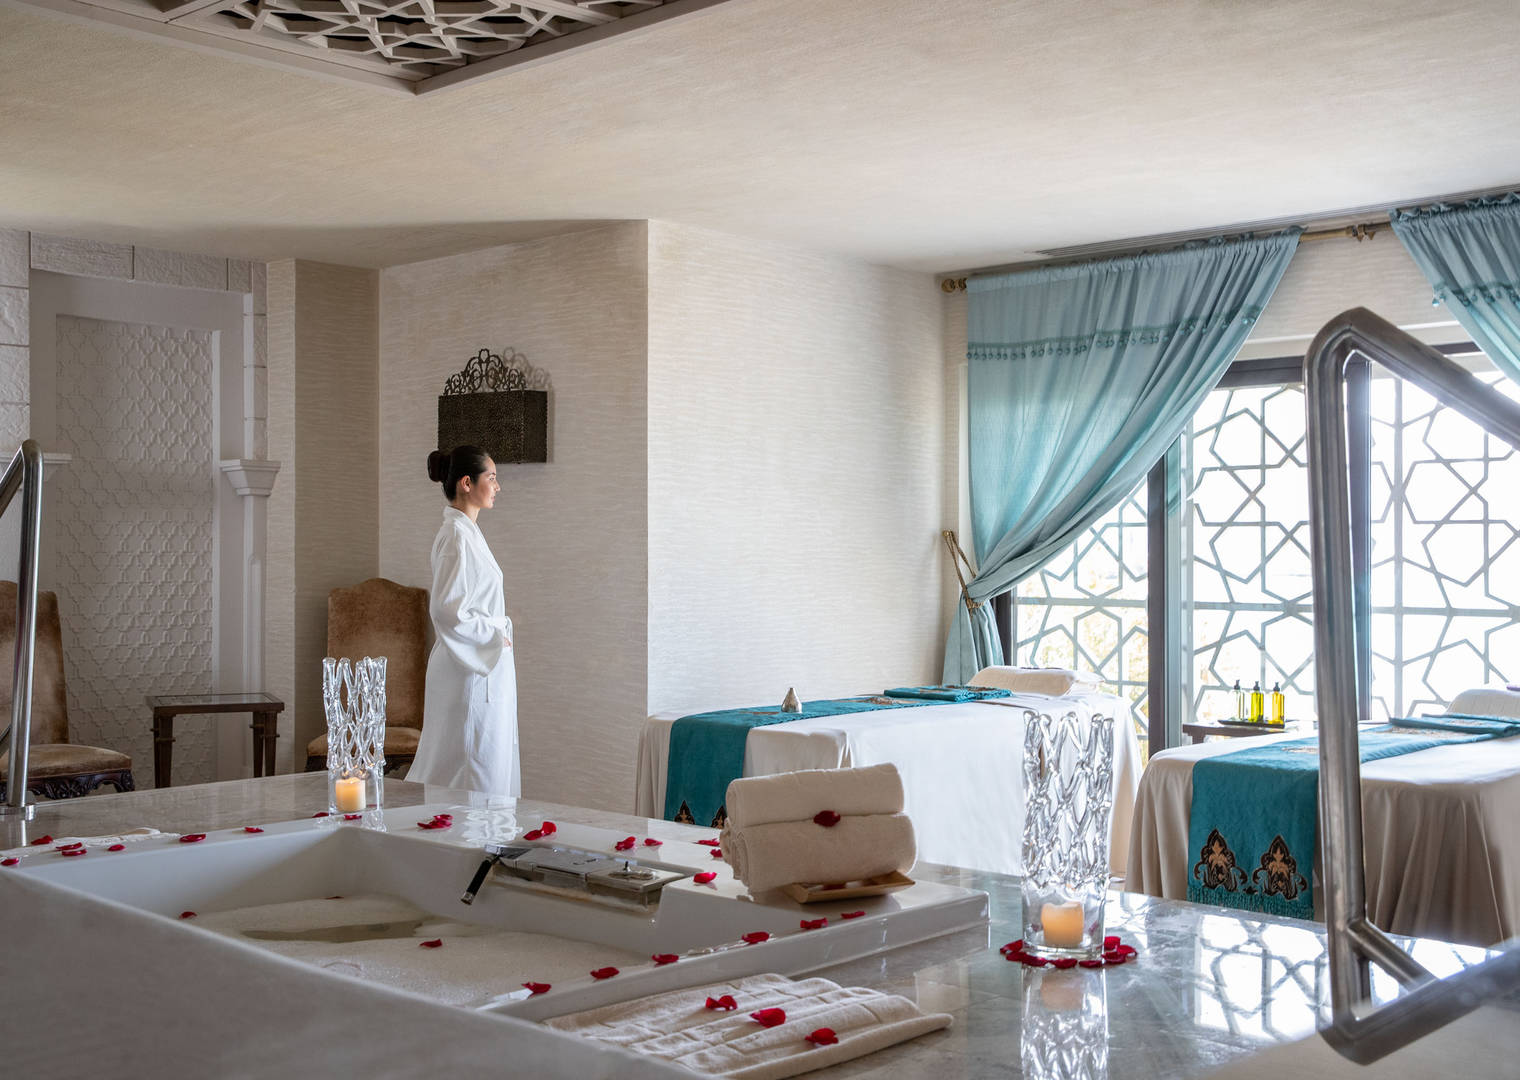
left=741, top=931, right=770, bottom=945
left=56, top=842, right=83, bottom=850
left=1052, top=957, right=1079, bottom=970
left=693, top=872, right=717, bottom=884
left=28, top=835, right=52, bottom=846
left=1003, top=950, right=1027, bottom=962
left=805, top=1028, right=838, bottom=1046
left=343, top=814, right=362, bottom=821
left=1117, top=944, right=1138, bottom=958
left=60, top=848, right=87, bottom=857
left=1005, top=939, right=1025, bottom=953
left=1022, top=955, right=1049, bottom=967
left=705, top=995, right=738, bottom=1011
left=107, top=844, right=125, bottom=852
left=1, top=857, right=18, bottom=866
left=179, top=911, right=197, bottom=919
left=710, top=849, right=724, bottom=858
left=614, top=837, right=637, bottom=852
left=1102, top=952, right=1128, bottom=965
left=643, top=838, right=663, bottom=847
left=812, top=810, right=842, bottom=828
left=651, top=954, right=679, bottom=965
left=1078, top=959, right=1106, bottom=969
left=179, top=834, right=207, bottom=843
left=326, top=896, right=345, bottom=900
left=839, top=910, right=866, bottom=919
left=312, top=812, right=329, bottom=818
left=539, top=821, right=556, bottom=835
left=419, top=939, right=444, bottom=949
left=750, top=1008, right=786, bottom=1028
left=417, top=821, right=444, bottom=830
left=523, top=829, right=543, bottom=841
left=590, top=967, right=619, bottom=980
left=523, top=982, right=551, bottom=996
left=1103, top=935, right=1120, bottom=950
left=696, top=838, right=721, bottom=847
left=800, top=918, right=827, bottom=930
left=243, top=827, right=264, bottom=834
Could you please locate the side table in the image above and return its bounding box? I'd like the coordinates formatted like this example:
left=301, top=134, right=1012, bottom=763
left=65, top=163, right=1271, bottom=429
left=147, top=692, right=287, bottom=788
left=1181, top=720, right=1301, bottom=745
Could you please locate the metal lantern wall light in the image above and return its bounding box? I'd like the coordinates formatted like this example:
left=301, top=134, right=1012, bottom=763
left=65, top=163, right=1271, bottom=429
left=438, top=347, right=550, bottom=463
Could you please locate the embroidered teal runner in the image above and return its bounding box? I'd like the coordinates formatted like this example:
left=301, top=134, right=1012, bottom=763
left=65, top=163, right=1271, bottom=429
left=1187, top=719, right=1520, bottom=918
left=883, top=685, right=1014, bottom=703
left=663, top=687, right=1011, bottom=827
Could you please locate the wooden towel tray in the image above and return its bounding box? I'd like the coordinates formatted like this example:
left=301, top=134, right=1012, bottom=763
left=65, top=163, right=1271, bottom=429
left=781, top=871, right=914, bottom=904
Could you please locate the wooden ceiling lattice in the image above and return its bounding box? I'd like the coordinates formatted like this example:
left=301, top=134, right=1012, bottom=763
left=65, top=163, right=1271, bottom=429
left=8, top=0, right=731, bottom=93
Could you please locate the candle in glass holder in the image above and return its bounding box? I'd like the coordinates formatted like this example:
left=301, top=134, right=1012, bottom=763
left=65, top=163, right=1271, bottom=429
left=334, top=776, right=365, bottom=813
left=1041, top=901, right=1086, bottom=949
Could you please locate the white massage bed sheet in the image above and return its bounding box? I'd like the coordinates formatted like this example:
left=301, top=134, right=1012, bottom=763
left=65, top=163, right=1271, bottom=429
left=1126, top=727, right=1520, bottom=947
left=636, top=691, right=1140, bottom=878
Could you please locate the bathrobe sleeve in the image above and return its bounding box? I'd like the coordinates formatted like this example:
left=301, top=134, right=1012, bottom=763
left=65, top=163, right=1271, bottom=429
left=430, top=528, right=504, bottom=676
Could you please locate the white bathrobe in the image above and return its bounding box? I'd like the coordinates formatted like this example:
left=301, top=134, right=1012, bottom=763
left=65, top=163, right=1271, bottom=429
left=410, top=507, right=520, bottom=797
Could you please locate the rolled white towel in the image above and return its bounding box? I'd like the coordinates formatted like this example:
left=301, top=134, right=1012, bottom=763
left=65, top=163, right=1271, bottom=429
left=971, top=665, right=1101, bottom=697
left=720, top=813, right=916, bottom=893
left=724, top=763, right=905, bottom=829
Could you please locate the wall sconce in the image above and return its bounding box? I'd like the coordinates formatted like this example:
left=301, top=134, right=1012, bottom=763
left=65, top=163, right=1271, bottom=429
left=437, top=347, right=550, bottom=463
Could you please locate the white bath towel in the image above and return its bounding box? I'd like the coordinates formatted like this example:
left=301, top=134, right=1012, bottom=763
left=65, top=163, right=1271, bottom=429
left=971, top=665, right=1101, bottom=697
left=724, top=763, right=905, bottom=829
left=720, top=813, right=916, bottom=893
left=543, top=972, right=951, bottom=1080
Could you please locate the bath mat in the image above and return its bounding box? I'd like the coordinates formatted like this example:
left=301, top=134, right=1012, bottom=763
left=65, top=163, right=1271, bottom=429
left=543, top=972, right=951, bottom=1079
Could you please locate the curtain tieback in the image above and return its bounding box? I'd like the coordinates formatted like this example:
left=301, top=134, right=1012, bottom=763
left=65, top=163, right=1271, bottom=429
left=940, top=530, right=982, bottom=615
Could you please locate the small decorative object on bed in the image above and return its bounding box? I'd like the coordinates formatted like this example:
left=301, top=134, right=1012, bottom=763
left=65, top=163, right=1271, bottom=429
left=781, top=687, right=801, bottom=713
left=322, top=656, right=387, bottom=819
left=1021, top=709, right=1114, bottom=958
left=437, top=347, right=550, bottom=464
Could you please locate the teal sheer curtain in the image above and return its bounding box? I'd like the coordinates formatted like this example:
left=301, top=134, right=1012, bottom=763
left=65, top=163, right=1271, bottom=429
left=1391, top=193, right=1520, bottom=385
left=943, top=232, right=1300, bottom=682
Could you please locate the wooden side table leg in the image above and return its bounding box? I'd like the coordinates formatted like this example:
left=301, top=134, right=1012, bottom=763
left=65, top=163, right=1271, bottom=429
left=255, top=711, right=278, bottom=777
left=249, top=715, right=264, bottom=779
left=153, top=715, right=175, bottom=788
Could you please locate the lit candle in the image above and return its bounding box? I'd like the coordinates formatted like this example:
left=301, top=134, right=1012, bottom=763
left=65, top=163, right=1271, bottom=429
left=1040, top=901, right=1086, bottom=949
left=334, top=777, right=365, bottom=813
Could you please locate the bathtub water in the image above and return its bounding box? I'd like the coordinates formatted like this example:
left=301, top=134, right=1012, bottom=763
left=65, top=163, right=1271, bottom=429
left=14, top=804, right=989, bottom=1019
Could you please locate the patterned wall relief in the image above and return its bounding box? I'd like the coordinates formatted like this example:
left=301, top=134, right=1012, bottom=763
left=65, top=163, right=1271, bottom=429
left=52, top=315, right=216, bottom=785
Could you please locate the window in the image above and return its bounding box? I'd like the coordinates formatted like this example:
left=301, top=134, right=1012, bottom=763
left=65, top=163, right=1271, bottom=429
left=1008, top=348, right=1520, bottom=760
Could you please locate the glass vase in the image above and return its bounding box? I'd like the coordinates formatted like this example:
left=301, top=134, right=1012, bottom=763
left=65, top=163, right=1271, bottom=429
left=1021, top=708, right=1114, bottom=958
left=323, top=656, right=387, bottom=819
left=1021, top=967, right=1109, bottom=1080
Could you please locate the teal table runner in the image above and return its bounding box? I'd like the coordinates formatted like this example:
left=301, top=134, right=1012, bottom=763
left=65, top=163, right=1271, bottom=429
left=664, top=686, right=1012, bottom=827
left=1188, top=717, right=1520, bottom=918
left=883, top=684, right=1013, bottom=703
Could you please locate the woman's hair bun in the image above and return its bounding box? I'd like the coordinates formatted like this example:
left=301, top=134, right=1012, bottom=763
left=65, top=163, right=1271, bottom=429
left=426, top=449, right=449, bottom=483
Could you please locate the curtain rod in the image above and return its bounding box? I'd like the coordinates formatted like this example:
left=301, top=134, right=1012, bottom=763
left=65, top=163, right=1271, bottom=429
left=939, top=220, right=1385, bottom=294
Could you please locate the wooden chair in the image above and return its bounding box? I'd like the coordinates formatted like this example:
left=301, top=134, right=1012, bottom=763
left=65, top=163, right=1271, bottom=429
left=0, top=582, right=135, bottom=801
left=305, top=578, right=428, bottom=776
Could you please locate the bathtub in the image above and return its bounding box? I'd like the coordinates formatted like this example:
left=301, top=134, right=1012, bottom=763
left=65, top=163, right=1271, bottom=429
left=11, top=803, right=989, bottom=1020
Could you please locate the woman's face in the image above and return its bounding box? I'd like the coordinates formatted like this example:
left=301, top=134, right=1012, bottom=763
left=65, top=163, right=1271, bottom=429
left=459, top=459, right=499, bottom=511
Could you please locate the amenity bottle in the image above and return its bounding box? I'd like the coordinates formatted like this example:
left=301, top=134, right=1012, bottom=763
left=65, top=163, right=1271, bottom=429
left=1249, top=681, right=1264, bottom=723
left=1269, top=682, right=1285, bottom=727
left=1233, top=680, right=1246, bottom=721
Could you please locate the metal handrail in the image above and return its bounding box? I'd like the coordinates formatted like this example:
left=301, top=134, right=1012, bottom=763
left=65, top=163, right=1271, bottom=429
left=0, top=440, right=43, bottom=820
left=1304, top=308, right=1520, bottom=1062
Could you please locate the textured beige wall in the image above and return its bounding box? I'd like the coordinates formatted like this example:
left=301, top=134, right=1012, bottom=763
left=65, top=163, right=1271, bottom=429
left=646, top=221, right=946, bottom=715
left=265, top=260, right=381, bottom=764
left=378, top=224, right=649, bottom=812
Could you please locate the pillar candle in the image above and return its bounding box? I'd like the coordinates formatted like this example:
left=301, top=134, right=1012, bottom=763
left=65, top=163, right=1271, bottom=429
left=334, top=776, right=365, bottom=813
left=1040, top=901, right=1086, bottom=949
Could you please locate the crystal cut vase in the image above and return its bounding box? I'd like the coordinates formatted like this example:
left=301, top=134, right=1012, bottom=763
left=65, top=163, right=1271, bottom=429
left=1021, top=708, right=1115, bottom=958
left=1021, top=967, right=1109, bottom=1080
left=323, top=656, right=387, bottom=819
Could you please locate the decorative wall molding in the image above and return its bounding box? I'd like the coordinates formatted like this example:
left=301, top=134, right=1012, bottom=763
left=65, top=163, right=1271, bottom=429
left=219, top=458, right=281, bottom=497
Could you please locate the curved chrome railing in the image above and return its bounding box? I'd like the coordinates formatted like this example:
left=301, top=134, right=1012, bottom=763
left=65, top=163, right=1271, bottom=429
left=0, top=440, right=43, bottom=820
left=1305, top=309, right=1520, bottom=1062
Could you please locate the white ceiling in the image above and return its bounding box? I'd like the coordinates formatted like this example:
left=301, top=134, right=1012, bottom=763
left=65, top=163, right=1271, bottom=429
left=2, top=0, right=1519, bottom=272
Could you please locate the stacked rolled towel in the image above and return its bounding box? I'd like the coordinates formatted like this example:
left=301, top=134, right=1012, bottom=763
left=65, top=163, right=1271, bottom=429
left=719, top=764, right=916, bottom=893
left=970, top=664, right=1101, bottom=696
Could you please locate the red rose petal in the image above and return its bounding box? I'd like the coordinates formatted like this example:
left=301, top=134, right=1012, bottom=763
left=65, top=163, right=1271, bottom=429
left=1003, top=950, right=1027, bottom=962
left=705, top=995, right=738, bottom=1011
left=805, top=1027, right=838, bottom=1046
left=1103, top=935, right=1120, bottom=950
left=312, top=812, right=329, bottom=818
left=523, top=982, right=551, bottom=995
left=433, top=814, right=453, bottom=821
left=1005, top=939, right=1025, bottom=953
left=523, top=829, right=543, bottom=841
left=417, top=821, right=442, bottom=830
left=538, top=821, right=556, bottom=836
left=179, top=911, right=197, bottom=919
left=812, top=810, right=842, bottom=828
left=29, top=835, right=52, bottom=846
left=343, top=814, right=362, bottom=821
left=1079, top=959, right=1106, bottom=969
left=326, top=896, right=344, bottom=900
left=60, top=848, right=87, bottom=857
left=710, top=848, right=724, bottom=858
left=179, top=834, right=207, bottom=843
left=56, top=842, right=83, bottom=850
left=419, top=939, right=444, bottom=949
left=696, top=838, right=720, bottom=846
left=1, top=857, right=18, bottom=866
left=643, top=838, right=663, bottom=847
left=243, top=827, right=264, bottom=834
left=614, top=836, right=636, bottom=851
left=800, top=918, right=827, bottom=930
left=1023, top=955, right=1050, bottom=967
left=1118, top=944, right=1138, bottom=958
left=839, top=910, right=866, bottom=919
left=750, top=1007, right=786, bottom=1028
left=590, top=967, right=619, bottom=980
left=693, top=871, right=717, bottom=884
left=651, top=953, right=679, bottom=965
left=107, top=844, right=125, bottom=852
left=741, top=931, right=769, bottom=944
left=1052, top=957, right=1079, bottom=969
left=1103, top=953, right=1128, bottom=965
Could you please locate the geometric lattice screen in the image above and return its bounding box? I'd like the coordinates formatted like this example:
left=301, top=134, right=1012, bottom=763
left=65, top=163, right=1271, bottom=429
left=1013, top=356, right=1520, bottom=758
left=10, top=0, right=732, bottom=94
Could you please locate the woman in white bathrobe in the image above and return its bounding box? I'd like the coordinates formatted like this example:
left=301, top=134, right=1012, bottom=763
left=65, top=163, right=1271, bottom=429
left=409, top=445, right=520, bottom=797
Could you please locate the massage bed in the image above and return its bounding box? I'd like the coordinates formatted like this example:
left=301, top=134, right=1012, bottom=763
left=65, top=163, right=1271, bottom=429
left=635, top=687, right=1141, bottom=878
left=1126, top=688, right=1520, bottom=947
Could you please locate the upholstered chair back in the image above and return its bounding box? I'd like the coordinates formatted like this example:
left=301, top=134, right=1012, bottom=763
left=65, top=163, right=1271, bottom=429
left=0, top=581, right=71, bottom=744
left=326, top=578, right=428, bottom=732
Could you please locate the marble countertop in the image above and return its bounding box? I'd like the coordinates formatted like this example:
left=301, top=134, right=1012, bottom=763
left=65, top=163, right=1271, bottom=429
left=5, top=775, right=1494, bottom=1080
